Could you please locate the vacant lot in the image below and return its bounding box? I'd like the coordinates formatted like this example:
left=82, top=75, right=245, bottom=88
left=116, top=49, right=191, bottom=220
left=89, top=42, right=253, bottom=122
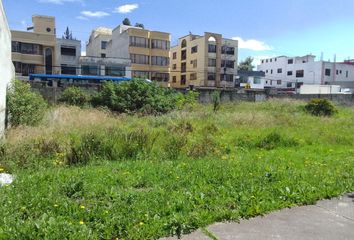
left=0, top=100, right=353, bottom=239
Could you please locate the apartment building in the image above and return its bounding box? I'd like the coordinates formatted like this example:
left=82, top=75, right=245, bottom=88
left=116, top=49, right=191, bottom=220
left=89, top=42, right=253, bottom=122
left=12, top=15, right=57, bottom=77
left=85, top=25, right=171, bottom=83
left=257, top=55, right=354, bottom=89
left=170, top=32, right=238, bottom=89
left=0, top=0, right=14, bottom=136
left=55, top=38, right=81, bottom=75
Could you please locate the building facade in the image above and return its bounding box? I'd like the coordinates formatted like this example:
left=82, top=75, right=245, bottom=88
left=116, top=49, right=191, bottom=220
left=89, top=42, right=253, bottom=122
left=170, top=32, right=238, bottom=89
left=257, top=55, right=354, bottom=90
left=11, top=15, right=57, bottom=77
left=55, top=38, right=81, bottom=75
left=0, top=0, right=14, bottom=135
left=86, top=25, right=171, bottom=83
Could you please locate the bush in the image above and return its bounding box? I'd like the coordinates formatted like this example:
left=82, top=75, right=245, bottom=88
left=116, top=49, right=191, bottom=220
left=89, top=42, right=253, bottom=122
left=212, top=91, right=221, bottom=112
left=92, top=80, right=180, bottom=114
left=305, top=99, right=337, bottom=117
left=256, top=132, right=299, bottom=150
left=6, top=80, right=47, bottom=127
left=59, top=87, right=91, bottom=107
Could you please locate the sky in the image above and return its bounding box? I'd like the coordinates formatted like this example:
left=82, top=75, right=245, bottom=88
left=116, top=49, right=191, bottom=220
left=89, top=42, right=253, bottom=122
left=3, top=0, right=354, bottom=65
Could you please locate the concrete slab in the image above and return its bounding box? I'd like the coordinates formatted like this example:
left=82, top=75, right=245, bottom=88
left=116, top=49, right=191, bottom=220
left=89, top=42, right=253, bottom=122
left=208, top=204, right=354, bottom=240
left=160, top=229, right=211, bottom=240
left=316, top=193, right=354, bottom=221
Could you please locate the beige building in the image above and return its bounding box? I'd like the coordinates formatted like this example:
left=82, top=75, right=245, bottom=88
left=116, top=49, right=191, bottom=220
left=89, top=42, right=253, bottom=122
left=12, top=15, right=57, bottom=77
left=86, top=25, right=171, bottom=83
left=170, top=32, right=238, bottom=89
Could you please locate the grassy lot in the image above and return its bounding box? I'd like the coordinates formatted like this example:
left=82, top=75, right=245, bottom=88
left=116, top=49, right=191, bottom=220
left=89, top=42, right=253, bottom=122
left=0, top=100, right=353, bottom=239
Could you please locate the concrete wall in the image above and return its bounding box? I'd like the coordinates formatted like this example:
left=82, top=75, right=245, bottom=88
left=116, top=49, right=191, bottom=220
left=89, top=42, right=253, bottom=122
left=0, top=0, right=14, bottom=136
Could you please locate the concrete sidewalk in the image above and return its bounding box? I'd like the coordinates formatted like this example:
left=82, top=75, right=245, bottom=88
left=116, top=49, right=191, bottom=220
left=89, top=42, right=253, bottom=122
left=162, top=193, right=354, bottom=240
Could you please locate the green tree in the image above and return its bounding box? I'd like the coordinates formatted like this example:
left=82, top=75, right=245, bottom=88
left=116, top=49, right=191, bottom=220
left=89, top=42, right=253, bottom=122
left=238, top=57, right=255, bottom=71
left=6, top=80, right=47, bottom=127
left=59, top=87, right=91, bottom=107
left=122, top=18, right=131, bottom=26
left=134, top=23, right=144, bottom=29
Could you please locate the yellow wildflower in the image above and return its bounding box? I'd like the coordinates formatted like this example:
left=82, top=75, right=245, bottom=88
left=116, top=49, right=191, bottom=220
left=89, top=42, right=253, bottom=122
left=79, top=220, right=85, bottom=225
left=0, top=168, right=4, bottom=172
left=80, top=205, right=85, bottom=209
left=139, top=222, right=144, bottom=226
left=54, top=204, right=59, bottom=207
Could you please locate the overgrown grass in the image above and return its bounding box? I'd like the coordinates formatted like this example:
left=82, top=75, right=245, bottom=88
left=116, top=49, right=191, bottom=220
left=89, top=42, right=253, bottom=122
left=0, top=100, right=353, bottom=239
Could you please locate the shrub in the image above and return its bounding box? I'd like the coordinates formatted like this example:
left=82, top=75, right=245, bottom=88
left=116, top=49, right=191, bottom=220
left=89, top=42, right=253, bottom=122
left=6, top=80, right=47, bottom=127
left=176, top=91, right=200, bottom=109
left=256, top=132, right=299, bottom=150
left=92, top=80, right=179, bottom=114
left=304, top=99, right=337, bottom=117
left=59, top=87, right=91, bottom=107
left=212, top=91, right=221, bottom=112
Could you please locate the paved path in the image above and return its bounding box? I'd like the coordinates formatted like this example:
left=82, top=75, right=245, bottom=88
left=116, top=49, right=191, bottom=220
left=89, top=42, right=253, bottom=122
left=161, top=192, right=354, bottom=240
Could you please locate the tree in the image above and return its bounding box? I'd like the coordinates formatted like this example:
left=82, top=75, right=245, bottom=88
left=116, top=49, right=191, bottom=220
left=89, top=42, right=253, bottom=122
left=238, top=57, right=255, bottom=71
left=122, top=18, right=131, bottom=26
left=134, top=23, right=144, bottom=29
left=62, top=26, right=73, bottom=40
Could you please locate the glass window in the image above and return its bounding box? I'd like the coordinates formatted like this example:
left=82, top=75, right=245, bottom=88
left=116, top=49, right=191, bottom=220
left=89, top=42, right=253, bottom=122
left=129, top=36, right=149, bottom=48
left=81, top=65, right=99, bottom=76
left=191, top=46, right=198, bottom=54
left=190, top=73, right=197, bottom=80
left=172, top=52, right=177, bottom=59
left=105, top=65, right=125, bottom=76
left=181, top=39, right=187, bottom=48
left=101, top=41, right=108, bottom=50
left=151, top=72, right=169, bottom=82
left=45, top=48, right=53, bottom=75
left=132, top=71, right=149, bottom=79
left=288, top=59, right=294, bottom=64
left=181, top=62, right=186, bottom=73
left=221, top=60, right=234, bottom=68
left=172, top=76, right=177, bottom=83
left=208, top=44, right=217, bottom=53
left=61, top=65, right=76, bottom=75
left=296, top=70, right=304, bottom=78
left=151, top=39, right=170, bottom=50
left=181, top=75, right=186, bottom=85
left=208, top=58, right=216, bottom=67
left=208, top=73, right=216, bottom=80
left=287, top=71, right=293, bottom=76
left=221, top=46, right=235, bottom=55
left=277, top=68, right=282, bottom=73
left=253, top=77, right=261, bottom=84
left=325, top=69, right=331, bottom=76
left=151, top=56, right=169, bottom=66
left=221, top=74, right=234, bottom=82
left=130, top=54, right=150, bottom=64
left=61, top=46, right=76, bottom=56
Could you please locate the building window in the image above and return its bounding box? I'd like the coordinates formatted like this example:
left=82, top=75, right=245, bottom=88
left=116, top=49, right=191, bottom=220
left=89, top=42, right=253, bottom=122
left=221, top=60, right=234, bottom=68
left=208, top=73, right=216, bottom=81
left=61, top=46, right=76, bottom=56
left=151, top=72, right=169, bottom=82
left=12, top=41, right=43, bottom=55
left=191, top=46, right=198, bottom=54
left=101, top=53, right=106, bottom=58
left=221, top=46, right=235, bottom=55
left=101, top=41, right=108, bottom=50
left=208, top=58, right=216, bottom=67
left=172, top=52, right=177, bottom=59
left=81, top=65, right=99, bottom=76
left=129, top=36, right=149, bottom=48
left=270, top=59, right=272, bottom=62
left=261, top=60, right=264, bottom=64
left=191, top=59, right=197, bottom=68
left=172, top=76, right=177, bottom=83
left=266, top=59, right=268, bottom=63
left=181, top=62, right=186, bottom=73
left=208, top=44, right=217, bottom=53
left=253, top=77, right=261, bottom=84
left=132, top=71, right=149, bottom=79
left=105, top=65, right=125, bottom=77
left=61, top=65, right=76, bottom=75
left=271, top=69, right=273, bottom=74
left=172, top=64, right=177, bottom=70
left=130, top=54, right=150, bottom=64
left=181, top=75, right=186, bottom=85
left=296, top=70, right=304, bottom=78
left=288, top=59, right=294, bottom=64
left=221, top=74, right=234, bottom=82
left=181, top=50, right=187, bottom=61
left=45, top=48, right=53, bottom=75
left=325, top=68, right=331, bottom=76
left=151, top=39, right=170, bottom=50
left=190, top=73, right=197, bottom=80
left=346, top=71, right=349, bottom=78
left=336, top=70, right=339, bottom=75
left=181, top=39, right=187, bottom=48
left=277, top=80, right=282, bottom=85
left=266, top=70, right=268, bottom=73
left=287, top=71, right=293, bottom=76
left=151, top=56, right=169, bottom=66
left=275, top=58, right=277, bottom=62
left=13, top=62, right=35, bottom=76
left=277, top=68, right=282, bottom=73
left=287, top=82, right=292, bottom=88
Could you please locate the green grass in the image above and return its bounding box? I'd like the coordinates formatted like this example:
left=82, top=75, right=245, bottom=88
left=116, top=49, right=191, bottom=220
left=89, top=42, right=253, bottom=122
left=0, top=100, right=353, bottom=239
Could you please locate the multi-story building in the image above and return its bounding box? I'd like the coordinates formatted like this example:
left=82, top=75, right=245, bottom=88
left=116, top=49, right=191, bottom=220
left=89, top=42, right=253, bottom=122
left=11, top=15, right=57, bottom=77
left=257, top=55, right=354, bottom=90
left=85, top=25, right=171, bottom=83
left=55, top=38, right=81, bottom=75
left=170, top=32, right=238, bottom=89
left=0, top=0, right=14, bottom=136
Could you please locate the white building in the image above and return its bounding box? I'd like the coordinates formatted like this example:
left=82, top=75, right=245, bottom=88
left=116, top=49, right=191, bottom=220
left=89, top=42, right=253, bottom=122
left=0, top=0, right=14, bottom=136
left=55, top=38, right=81, bottom=75
left=257, top=55, right=354, bottom=90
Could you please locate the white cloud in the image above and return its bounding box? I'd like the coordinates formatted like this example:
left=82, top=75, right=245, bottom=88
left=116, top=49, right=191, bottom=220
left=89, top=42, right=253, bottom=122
left=76, top=16, right=88, bottom=21
left=114, top=4, right=139, bottom=14
left=38, top=0, right=83, bottom=4
left=232, top=37, right=273, bottom=51
left=81, top=11, right=110, bottom=18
